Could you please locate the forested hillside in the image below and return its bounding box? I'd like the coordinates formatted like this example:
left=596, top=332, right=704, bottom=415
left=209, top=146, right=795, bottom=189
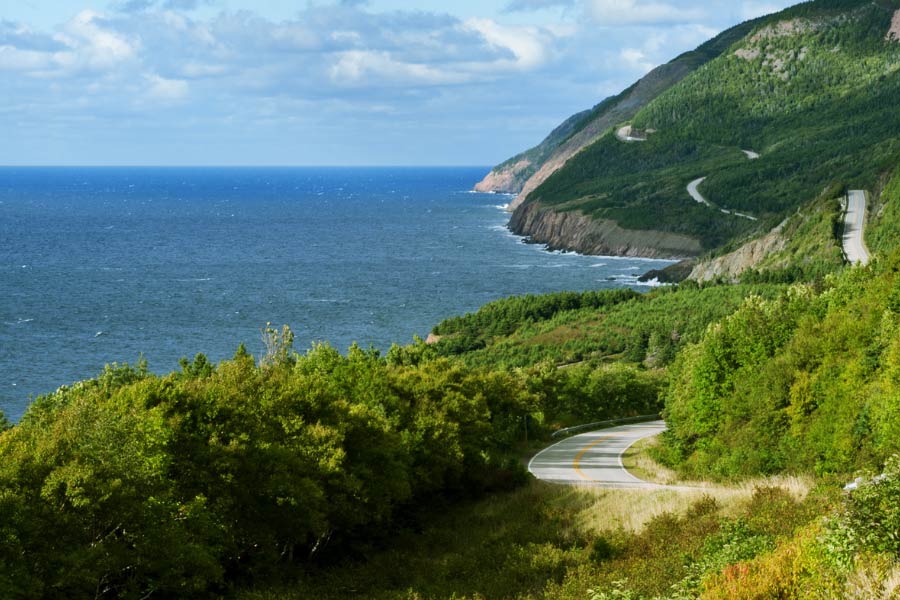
left=661, top=165, right=900, bottom=478
left=474, top=16, right=761, bottom=201
left=514, top=0, right=900, bottom=255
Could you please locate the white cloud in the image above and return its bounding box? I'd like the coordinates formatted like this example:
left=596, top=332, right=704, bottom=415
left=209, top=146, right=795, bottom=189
left=619, top=47, right=654, bottom=72
left=329, top=50, right=470, bottom=86
left=589, top=0, right=706, bottom=25
left=505, top=0, right=576, bottom=11
left=0, top=46, right=55, bottom=71
left=145, top=73, right=189, bottom=100
left=54, top=10, right=138, bottom=71
left=463, top=18, right=550, bottom=70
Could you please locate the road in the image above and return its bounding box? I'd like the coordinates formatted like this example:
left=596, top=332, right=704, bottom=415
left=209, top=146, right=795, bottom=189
left=615, top=125, right=646, bottom=142
left=528, top=421, right=667, bottom=488
left=687, top=177, right=711, bottom=207
left=843, top=190, right=870, bottom=266
left=687, top=177, right=757, bottom=221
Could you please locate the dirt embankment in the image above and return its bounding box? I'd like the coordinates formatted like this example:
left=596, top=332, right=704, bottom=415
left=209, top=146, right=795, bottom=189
left=508, top=202, right=702, bottom=259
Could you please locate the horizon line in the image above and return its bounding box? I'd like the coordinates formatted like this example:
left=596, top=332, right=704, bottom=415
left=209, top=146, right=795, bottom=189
left=0, top=164, right=494, bottom=169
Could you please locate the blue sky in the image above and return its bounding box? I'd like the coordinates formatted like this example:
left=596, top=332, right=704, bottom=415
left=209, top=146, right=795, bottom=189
left=1, top=0, right=795, bottom=166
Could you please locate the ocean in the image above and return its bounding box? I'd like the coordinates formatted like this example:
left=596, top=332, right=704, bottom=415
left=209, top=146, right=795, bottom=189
left=0, top=167, right=673, bottom=421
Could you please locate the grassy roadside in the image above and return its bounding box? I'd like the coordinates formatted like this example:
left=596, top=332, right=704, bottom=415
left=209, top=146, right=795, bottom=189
left=239, top=437, right=828, bottom=600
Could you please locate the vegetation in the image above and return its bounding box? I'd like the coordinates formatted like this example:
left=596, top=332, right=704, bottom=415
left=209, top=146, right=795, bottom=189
left=660, top=247, right=900, bottom=479
left=480, top=13, right=762, bottom=195
left=6, top=2, right=900, bottom=597
left=0, top=326, right=669, bottom=598
left=430, top=284, right=785, bottom=369
left=525, top=0, right=900, bottom=252
left=240, top=479, right=824, bottom=600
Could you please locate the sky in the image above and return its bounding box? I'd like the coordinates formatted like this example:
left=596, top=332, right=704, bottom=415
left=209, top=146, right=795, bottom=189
left=0, top=0, right=796, bottom=166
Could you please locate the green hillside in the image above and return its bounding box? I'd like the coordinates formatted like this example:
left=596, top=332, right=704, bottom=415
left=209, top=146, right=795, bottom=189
left=474, top=17, right=761, bottom=196
left=521, top=0, right=900, bottom=253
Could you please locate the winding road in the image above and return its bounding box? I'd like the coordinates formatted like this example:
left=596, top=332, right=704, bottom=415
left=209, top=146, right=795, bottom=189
left=528, top=421, right=667, bottom=488
left=843, top=190, right=870, bottom=266
left=687, top=176, right=758, bottom=222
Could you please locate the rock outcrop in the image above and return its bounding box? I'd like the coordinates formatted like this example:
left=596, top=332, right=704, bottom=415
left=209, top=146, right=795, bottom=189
left=474, top=160, right=530, bottom=194
left=509, top=202, right=703, bottom=259
left=639, top=260, right=696, bottom=284
left=689, top=221, right=788, bottom=282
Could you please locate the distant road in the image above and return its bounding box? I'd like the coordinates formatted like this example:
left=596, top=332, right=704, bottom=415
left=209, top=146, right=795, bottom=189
left=687, top=177, right=712, bottom=207
left=528, top=421, right=667, bottom=488
left=843, top=190, right=870, bottom=266
left=687, top=177, right=757, bottom=221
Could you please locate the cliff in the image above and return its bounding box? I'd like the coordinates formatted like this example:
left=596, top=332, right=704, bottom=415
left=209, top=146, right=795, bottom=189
left=475, top=108, right=592, bottom=195
left=508, top=202, right=702, bottom=259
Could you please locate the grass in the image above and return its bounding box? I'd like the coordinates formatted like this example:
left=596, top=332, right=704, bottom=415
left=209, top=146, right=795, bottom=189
left=238, top=436, right=823, bottom=600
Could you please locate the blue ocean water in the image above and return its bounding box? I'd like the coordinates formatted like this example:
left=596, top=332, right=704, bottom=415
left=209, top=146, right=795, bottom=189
left=0, top=167, right=673, bottom=421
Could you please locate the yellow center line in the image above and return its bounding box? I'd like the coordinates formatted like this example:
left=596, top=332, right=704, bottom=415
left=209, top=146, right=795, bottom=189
left=573, top=435, right=615, bottom=482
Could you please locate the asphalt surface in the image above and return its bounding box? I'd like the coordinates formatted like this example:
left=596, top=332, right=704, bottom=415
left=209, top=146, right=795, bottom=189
left=687, top=176, right=757, bottom=221
left=528, top=421, right=667, bottom=488
left=843, top=190, right=870, bottom=266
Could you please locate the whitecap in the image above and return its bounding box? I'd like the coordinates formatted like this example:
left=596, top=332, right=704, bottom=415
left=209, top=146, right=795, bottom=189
left=634, top=278, right=671, bottom=288
left=6, top=318, right=35, bottom=325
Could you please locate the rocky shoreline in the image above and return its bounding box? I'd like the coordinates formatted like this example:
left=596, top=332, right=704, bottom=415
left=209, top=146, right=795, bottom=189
left=507, top=202, right=703, bottom=260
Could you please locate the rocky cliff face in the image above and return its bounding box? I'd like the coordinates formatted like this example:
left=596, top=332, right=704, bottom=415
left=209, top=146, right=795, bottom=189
left=474, top=108, right=593, bottom=195
left=509, top=202, right=703, bottom=259
left=473, top=160, right=531, bottom=194
left=688, top=221, right=788, bottom=282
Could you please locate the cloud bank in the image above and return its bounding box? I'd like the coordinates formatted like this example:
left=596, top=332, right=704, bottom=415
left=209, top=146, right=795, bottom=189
left=0, top=0, right=796, bottom=165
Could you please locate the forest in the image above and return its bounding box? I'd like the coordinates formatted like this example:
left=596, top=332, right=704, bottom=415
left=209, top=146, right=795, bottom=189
left=525, top=0, right=900, bottom=252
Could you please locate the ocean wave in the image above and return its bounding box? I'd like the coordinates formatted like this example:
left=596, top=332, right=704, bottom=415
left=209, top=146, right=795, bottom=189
left=635, top=277, right=670, bottom=288
left=5, top=318, right=35, bottom=326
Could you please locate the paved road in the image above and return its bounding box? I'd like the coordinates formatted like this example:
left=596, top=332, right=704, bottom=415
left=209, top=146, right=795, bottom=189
left=528, top=421, right=667, bottom=488
left=843, top=190, right=870, bottom=266
left=687, top=177, right=711, bottom=207
left=615, top=125, right=646, bottom=142
left=687, top=177, right=757, bottom=221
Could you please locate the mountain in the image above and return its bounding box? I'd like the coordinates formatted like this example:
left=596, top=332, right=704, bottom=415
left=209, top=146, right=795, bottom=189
left=475, top=18, right=761, bottom=205
left=486, top=0, right=900, bottom=259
